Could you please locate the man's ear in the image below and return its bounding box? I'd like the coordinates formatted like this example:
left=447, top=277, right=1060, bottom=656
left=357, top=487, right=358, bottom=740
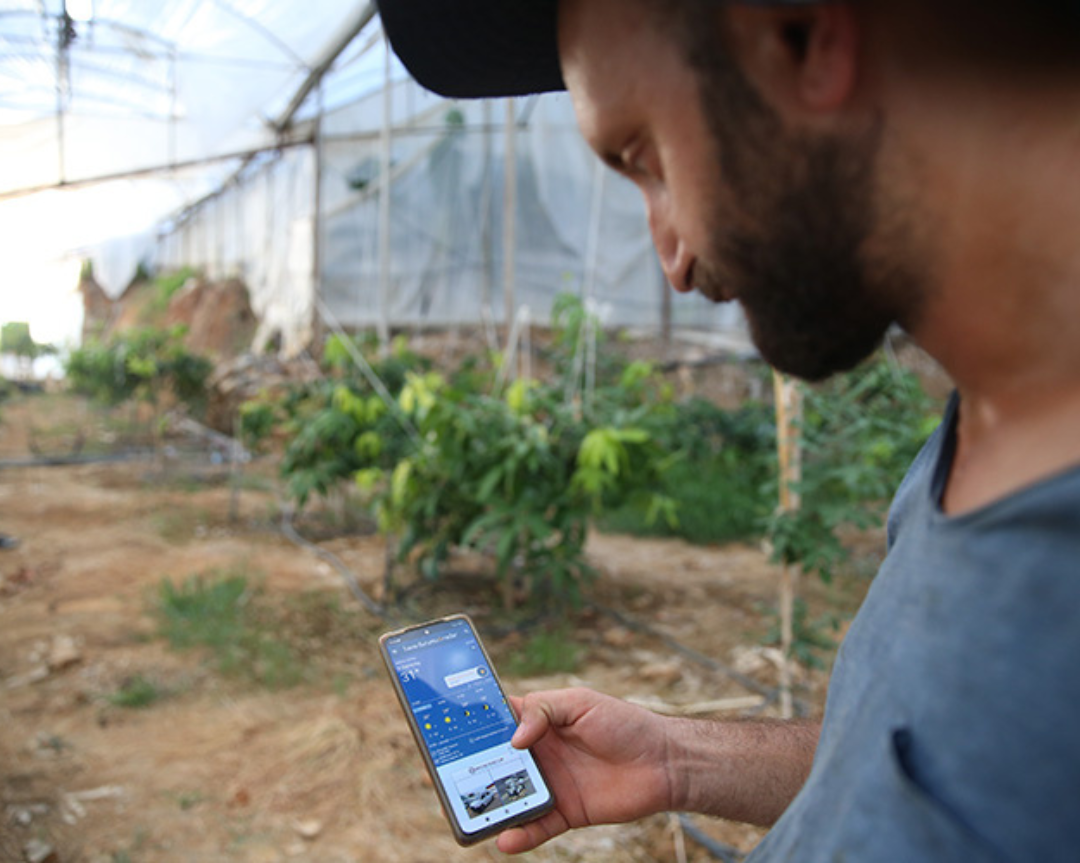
left=727, top=3, right=860, bottom=116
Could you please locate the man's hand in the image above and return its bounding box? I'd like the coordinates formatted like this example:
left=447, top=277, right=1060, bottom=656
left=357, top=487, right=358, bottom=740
left=498, top=687, right=821, bottom=854
left=497, top=688, right=674, bottom=854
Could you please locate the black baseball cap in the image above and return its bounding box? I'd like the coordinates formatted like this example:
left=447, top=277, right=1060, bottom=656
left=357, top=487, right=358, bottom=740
left=377, top=0, right=562, bottom=98
left=376, top=0, right=821, bottom=99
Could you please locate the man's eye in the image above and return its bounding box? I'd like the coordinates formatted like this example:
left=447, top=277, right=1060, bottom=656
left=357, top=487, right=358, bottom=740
left=621, top=144, right=645, bottom=175
left=622, top=140, right=662, bottom=182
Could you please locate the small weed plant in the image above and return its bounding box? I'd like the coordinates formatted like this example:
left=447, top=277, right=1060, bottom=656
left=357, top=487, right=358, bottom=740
left=156, top=570, right=303, bottom=689
left=760, top=597, right=844, bottom=671
left=504, top=626, right=581, bottom=677
left=148, top=266, right=199, bottom=315
left=108, top=674, right=163, bottom=709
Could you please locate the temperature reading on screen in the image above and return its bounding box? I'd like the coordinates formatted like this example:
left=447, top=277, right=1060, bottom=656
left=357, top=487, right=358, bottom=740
left=382, top=615, right=553, bottom=844
left=397, top=659, right=422, bottom=686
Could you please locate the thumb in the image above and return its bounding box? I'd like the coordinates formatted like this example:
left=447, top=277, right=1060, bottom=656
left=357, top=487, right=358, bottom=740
left=510, top=693, right=556, bottom=749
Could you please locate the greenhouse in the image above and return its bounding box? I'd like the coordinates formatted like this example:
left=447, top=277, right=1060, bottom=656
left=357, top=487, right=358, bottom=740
left=5, top=2, right=1068, bottom=863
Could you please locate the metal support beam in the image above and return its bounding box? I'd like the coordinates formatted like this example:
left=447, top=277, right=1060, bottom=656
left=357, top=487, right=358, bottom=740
left=0, top=135, right=312, bottom=202
left=377, top=28, right=392, bottom=351
left=272, top=2, right=377, bottom=133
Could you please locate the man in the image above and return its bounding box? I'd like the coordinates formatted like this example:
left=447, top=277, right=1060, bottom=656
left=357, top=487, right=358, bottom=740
left=377, top=0, right=1080, bottom=859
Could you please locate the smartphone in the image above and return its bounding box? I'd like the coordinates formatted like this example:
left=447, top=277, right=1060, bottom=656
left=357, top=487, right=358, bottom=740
left=379, top=614, right=555, bottom=845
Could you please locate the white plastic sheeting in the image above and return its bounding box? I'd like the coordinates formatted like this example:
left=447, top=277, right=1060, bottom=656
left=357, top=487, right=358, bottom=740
left=0, top=0, right=372, bottom=195
left=0, top=0, right=374, bottom=348
left=318, top=85, right=747, bottom=333
left=1, top=5, right=749, bottom=354
left=155, top=146, right=317, bottom=352
left=151, top=56, right=747, bottom=354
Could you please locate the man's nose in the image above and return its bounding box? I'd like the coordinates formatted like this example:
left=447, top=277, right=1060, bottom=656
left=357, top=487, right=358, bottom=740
left=645, top=194, right=692, bottom=292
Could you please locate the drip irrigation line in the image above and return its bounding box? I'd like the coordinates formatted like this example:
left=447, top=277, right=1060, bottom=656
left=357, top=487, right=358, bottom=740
left=590, top=602, right=810, bottom=717
left=272, top=512, right=806, bottom=718
left=277, top=502, right=388, bottom=619
left=677, top=815, right=746, bottom=863
left=0, top=449, right=157, bottom=469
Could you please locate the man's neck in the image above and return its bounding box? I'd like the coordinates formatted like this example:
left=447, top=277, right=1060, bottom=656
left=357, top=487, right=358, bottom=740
left=941, top=388, right=1080, bottom=515
left=895, top=81, right=1080, bottom=513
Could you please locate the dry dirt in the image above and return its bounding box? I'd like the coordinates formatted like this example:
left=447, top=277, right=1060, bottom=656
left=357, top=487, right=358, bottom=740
left=0, top=393, right=873, bottom=863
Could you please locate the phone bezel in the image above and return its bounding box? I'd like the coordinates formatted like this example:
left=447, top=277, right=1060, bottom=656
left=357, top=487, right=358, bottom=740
left=378, top=613, right=556, bottom=846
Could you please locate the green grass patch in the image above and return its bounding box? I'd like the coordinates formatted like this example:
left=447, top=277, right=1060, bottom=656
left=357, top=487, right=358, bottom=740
left=108, top=674, right=163, bottom=709
left=152, top=507, right=211, bottom=544
left=504, top=626, right=581, bottom=677
left=175, top=790, right=206, bottom=811
left=156, top=570, right=303, bottom=689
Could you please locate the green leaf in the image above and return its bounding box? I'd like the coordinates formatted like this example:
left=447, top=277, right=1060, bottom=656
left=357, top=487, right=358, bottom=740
left=477, top=466, right=505, bottom=502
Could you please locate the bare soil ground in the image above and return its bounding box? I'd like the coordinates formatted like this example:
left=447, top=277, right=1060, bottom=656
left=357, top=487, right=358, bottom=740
left=0, top=393, right=874, bottom=863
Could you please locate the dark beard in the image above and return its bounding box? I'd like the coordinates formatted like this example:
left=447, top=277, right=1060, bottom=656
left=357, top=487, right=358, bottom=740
left=686, top=27, right=924, bottom=381
left=712, top=132, right=904, bottom=381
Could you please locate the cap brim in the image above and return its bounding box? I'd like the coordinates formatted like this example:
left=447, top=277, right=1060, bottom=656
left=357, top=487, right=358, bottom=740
left=377, top=0, right=564, bottom=99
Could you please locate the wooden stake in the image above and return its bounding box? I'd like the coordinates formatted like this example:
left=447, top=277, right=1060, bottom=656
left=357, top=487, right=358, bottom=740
left=772, top=371, right=803, bottom=720
left=503, top=97, right=517, bottom=332
left=669, top=812, right=689, bottom=863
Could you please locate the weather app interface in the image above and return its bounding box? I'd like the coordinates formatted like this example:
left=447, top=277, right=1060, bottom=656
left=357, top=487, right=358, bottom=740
left=384, top=618, right=551, bottom=834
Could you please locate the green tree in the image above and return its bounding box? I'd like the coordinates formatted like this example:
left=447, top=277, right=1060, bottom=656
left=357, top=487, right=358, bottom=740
left=1, top=321, right=55, bottom=379
left=768, top=358, right=940, bottom=583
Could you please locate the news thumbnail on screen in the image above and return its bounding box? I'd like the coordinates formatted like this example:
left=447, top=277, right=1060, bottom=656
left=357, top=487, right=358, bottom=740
left=453, top=756, right=538, bottom=820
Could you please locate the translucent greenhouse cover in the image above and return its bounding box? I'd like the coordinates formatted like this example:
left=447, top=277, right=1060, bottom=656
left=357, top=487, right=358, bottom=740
left=0, top=0, right=375, bottom=196
left=0, top=0, right=379, bottom=347
left=0, top=1, right=751, bottom=359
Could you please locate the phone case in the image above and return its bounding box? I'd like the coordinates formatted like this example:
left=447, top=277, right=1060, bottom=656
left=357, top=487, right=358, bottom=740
left=378, top=614, right=556, bottom=845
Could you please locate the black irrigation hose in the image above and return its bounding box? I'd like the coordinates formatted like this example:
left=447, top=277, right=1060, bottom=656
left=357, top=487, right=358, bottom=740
left=0, top=449, right=158, bottom=469
left=590, top=602, right=811, bottom=717
left=278, top=503, right=388, bottom=619
left=275, top=510, right=808, bottom=716
left=677, top=814, right=747, bottom=863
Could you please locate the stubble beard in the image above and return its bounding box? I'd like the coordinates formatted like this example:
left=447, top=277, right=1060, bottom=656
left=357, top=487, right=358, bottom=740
left=687, top=37, right=927, bottom=381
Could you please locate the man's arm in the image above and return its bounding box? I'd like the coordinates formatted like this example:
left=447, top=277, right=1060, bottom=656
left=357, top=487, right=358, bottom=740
left=667, top=711, right=820, bottom=826
left=497, top=688, right=819, bottom=855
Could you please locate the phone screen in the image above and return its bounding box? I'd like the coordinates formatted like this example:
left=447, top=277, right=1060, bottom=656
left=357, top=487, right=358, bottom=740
left=381, top=616, right=553, bottom=842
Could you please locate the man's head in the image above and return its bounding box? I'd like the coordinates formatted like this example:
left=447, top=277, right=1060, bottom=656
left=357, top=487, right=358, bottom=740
left=377, top=0, right=1080, bottom=380
left=557, top=0, right=929, bottom=380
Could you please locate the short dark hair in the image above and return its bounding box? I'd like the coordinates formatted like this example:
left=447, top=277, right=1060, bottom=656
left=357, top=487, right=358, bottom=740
left=646, top=0, right=1080, bottom=77
left=916, top=0, right=1080, bottom=73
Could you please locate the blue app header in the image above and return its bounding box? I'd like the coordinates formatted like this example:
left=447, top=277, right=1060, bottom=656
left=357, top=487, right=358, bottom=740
left=385, top=619, right=517, bottom=767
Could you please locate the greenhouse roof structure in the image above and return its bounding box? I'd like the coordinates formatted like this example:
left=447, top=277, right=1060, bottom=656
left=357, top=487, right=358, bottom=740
left=0, top=0, right=750, bottom=358
left=0, top=0, right=378, bottom=200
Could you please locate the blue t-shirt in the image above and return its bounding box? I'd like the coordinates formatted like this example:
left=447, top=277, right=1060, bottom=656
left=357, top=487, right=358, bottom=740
left=749, top=395, right=1080, bottom=862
